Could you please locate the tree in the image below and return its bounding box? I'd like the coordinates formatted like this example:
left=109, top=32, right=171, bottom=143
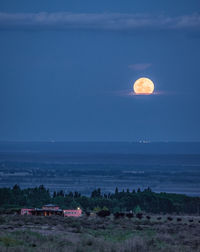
left=57, top=190, right=64, bottom=197
left=68, top=192, right=73, bottom=198
left=0, top=185, right=200, bottom=215
left=91, top=188, right=101, bottom=198
left=134, top=205, right=142, bottom=214
left=74, top=191, right=81, bottom=198
left=13, top=184, right=20, bottom=192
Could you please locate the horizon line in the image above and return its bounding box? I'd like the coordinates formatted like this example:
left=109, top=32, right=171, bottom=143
left=0, top=140, right=200, bottom=143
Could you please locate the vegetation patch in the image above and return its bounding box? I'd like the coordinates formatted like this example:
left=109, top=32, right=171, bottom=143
left=0, top=214, right=200, bottom=251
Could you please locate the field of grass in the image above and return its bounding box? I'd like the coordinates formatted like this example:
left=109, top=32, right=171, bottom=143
left=0, top=214, right=200, bottom=251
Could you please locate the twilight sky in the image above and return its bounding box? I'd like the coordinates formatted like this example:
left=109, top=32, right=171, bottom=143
left=0, top=0, right=200, bottom=142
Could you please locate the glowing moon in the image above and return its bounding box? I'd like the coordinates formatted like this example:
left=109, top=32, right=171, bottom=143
left=133, top=77, right=154, bottom=95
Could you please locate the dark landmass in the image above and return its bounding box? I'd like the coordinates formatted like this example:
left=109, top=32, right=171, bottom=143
left=1, top=142, right=200, bottom=196
left=1, top=151, right=200, bottom=196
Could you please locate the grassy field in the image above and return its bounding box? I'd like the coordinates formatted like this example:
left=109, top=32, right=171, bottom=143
left=0, top=214, right=200, bottom=251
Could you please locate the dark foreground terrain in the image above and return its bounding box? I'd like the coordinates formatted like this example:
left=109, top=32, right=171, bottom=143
left=0, top=214, right=200, bottom=252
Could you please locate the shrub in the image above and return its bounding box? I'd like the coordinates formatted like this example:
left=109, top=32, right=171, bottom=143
left=0, top=236, right=24, bottom=247
left=96, top=210, right=110, bottom=218
left=122, top=236, right=147, bottom=252
left=136, top=213, right=143, bottom=220
left=0, top=216, right=6, bottom=224
left=126, top=213, right=134, bottom=218
left=85, top=211, right=90, bottom=217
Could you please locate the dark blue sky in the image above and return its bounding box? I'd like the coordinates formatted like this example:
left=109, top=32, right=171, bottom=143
left=0, top=0, right=200, bottom=142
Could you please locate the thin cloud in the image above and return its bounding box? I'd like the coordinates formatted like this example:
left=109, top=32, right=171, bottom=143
left=128, top=63, right=152, bottom=71
left=113, top=89, right=164, bottom=97
left=0, top=12, right=200, bottom=31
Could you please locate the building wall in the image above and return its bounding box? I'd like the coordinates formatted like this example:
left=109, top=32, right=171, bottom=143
left=21, top=206, right=82, bottom=217
left=21, top=208, right=33, bottom=215
left=63, top=209, right=82, bottom=217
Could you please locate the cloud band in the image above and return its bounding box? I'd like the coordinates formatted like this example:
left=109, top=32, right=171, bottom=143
left=0, top=12, right=200, bottom=31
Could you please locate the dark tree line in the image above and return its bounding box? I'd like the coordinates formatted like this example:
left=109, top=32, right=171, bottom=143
left=0, top=185, right=200, bottom=215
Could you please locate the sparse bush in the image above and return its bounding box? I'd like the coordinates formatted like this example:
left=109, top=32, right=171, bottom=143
left=82, top=237, right=93, bottom=246
left=126, top=213, right=134, bottom=218
left=0, top=216, right=6, bottom=224
left=97, top=210, right=110, bottom=218
left=155, top=233, right=174, bottom=245
left=136, top=213, right=143, bottom=220
left=122, top=236, right=147, bottom=252
left=85, top=211, right=90, bottom=217
left=1, top=213, right=200, bottom=252
left=70, top=220, right=81, bottom=228
left=114, top=212, right=120, bottom=219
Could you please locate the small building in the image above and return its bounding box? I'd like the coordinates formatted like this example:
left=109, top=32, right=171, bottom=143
left=21, top=208, right=34, bottom=215
left=63, top=208, right=82, bottom=217
left=33, top=208, right=63, bottom=216
left=21, top=205, right=82, bottom=217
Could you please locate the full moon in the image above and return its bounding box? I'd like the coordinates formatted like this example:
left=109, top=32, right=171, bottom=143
left=133, top=77, right=154, bottom=95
